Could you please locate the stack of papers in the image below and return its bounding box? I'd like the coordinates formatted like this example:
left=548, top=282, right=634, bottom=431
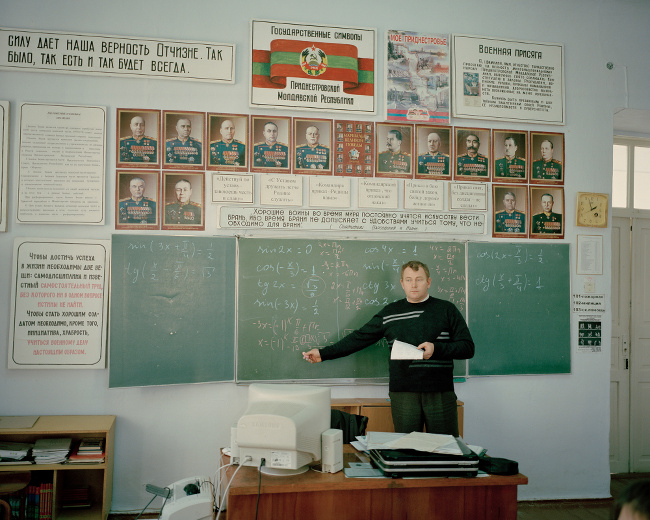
left=354, top=431, right=464, bottom=455
left=0, top=441, right=33, bottom=464
left=68, top=438, right=105, bottom=464
left=33, top=438, right=72, bottom=464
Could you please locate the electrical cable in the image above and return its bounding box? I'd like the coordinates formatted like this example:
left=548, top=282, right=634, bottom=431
left=254, top=458, right=265, bottom=520
left=214, top=456, right=251, bottom=520
left=156, top=496, right=169, bottom=520
left=132, top=495, right=158, bottom=520
left=213, top=461, right=234, bottom=512
left=198, top=478, right=216, bottom=516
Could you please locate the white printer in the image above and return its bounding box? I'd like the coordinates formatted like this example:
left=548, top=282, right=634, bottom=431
left=157, top=477, right=213, bottom=520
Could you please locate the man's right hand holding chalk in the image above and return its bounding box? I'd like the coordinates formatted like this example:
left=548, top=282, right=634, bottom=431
left=302, top=348, right=322, bottom=363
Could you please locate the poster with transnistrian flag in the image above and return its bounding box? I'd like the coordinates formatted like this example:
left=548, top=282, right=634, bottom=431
left=250, top=20, right=377, bottom=114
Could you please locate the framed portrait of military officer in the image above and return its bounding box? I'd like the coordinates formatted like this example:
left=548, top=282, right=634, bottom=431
left=162, top=172, right=205, bottom=231
left=530, top=131, right=564, bottom=185
left=163, top=111, right=205, bottom=170
left=455, top=127, right=490, bottom=181
left=529, top=186, right=565, bottom=239
left=414, top=125, right=452, bottom=180
left=293, top=118, right=333, bottom=175
left=375, top=122, right=413, bottom=179
left=492, top=184, right=528, bottom=238
left=206, top=113, right=248, bottom=172
left=115, top=171, right=160, bottom=230
left=116, top=108, right=160, bottom=169
left=251, top=115, right=292, bottom=173
left=492, top=130, right=528, bottom=183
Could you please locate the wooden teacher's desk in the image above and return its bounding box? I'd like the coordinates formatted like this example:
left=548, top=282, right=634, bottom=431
left=224, top=446, right=528, bottom=520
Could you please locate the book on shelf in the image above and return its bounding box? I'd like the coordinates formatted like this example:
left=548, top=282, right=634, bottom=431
left=77, top=438, right=104, bottom=453
left=67, top=441, right=105, bottom=464
left=0, top=458, right=34, bottom=465
left=67, top=452, right=105, bottom=464
left=0, top=440, right=33, bottom=461
left=26, top=484, right=52, bottom=520
left=61, top=487, right=91, bottom=509
left=39, top=483, right=53, bottom=520
left=32, top=438, right=72, bottom=464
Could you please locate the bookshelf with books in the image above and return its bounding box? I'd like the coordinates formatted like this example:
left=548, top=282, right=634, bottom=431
left=0, top=416, right=115, bottom=520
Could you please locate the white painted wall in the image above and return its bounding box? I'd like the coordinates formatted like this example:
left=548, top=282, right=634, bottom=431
left=1, top=0, right=649, bottom=508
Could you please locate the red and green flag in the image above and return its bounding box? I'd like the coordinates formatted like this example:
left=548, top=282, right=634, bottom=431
left=252, top=39, right=374, bottom=96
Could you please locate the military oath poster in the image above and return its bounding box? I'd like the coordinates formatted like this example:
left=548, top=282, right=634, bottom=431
left=452, top=34, right=565, bottom=125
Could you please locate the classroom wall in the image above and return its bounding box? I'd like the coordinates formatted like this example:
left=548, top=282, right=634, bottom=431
left=1, top=0, right=649, bottom=506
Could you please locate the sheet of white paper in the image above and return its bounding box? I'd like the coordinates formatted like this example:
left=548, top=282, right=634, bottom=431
left=385, top=432, right=463, bottom=455
left=366, top=431, right=406, bottom=450
left=390, top=339, right=424, bottom=360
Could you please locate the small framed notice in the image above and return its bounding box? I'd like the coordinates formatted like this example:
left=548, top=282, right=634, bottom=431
left=449, top=182, right=487, bottom=211
left=576, top=235, right=603, bottom=275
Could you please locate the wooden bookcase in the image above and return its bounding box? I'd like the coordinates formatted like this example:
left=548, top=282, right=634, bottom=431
left=0, top=416, right=115, bottom=520
left=331, top=398, right=464, bottom=437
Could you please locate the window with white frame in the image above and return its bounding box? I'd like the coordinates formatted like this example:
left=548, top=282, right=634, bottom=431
left=613, top=138, right=650, bottom=214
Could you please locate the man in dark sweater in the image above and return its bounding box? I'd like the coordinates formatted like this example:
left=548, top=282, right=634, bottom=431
left=303, top=260, right=474, bottom=436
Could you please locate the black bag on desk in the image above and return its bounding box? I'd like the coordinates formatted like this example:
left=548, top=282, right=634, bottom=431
left=478, top=454, right=519, bottom=475
left=330, top=410, right=368, bottom=444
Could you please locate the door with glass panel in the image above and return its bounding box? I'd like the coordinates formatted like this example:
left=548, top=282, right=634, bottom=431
left=611, top=140, right=650, bottom=472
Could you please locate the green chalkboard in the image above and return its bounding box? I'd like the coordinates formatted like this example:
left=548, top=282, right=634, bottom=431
left=109, top=235, right=236, bottom=387
left=237, top=238, right=467, bottom=382
left=467, top=242, right=570, bottom=375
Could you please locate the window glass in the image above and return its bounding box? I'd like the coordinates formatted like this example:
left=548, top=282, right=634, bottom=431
left=612, top=144, right=628, bottom=208
left=633, top=146, right=650, bottom=210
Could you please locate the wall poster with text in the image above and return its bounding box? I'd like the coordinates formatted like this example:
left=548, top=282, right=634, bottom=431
left=9, top=238, right=110, bottom=369
left=452, top=34, right=565, bottom=125
left=386, top=30, right=450, bottom=124
left=250, top=20, right=377, bottom=114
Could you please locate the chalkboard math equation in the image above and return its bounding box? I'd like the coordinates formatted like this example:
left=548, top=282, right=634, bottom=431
left=473, top=245, right=546, bottom=264
left=124, top=262, right=217, bottom=284
left=238, top=238, right=467, bottom=381
left=473, top=273, right=543, bottom=292
left=127, top=239, right=217, bottom=260
left=471, top=245, right=548, bottom=292
left=123, top=239, right=221, bottom=284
